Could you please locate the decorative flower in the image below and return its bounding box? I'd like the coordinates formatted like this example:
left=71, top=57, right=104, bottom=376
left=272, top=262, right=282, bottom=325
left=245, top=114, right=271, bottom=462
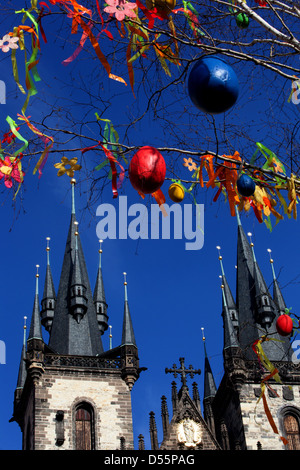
left=2, top=128, right=20, bottom=144
left=0, top=35, right=19, bottom=53
left=270, top=157, right=284, bottom=174
left=54, top=157, right=82, bottom=177
left=104, top=0, right=137, bottom=21
left=183, top=157, right=197, bottom=172
left=0, top=156, right=24, bottom=188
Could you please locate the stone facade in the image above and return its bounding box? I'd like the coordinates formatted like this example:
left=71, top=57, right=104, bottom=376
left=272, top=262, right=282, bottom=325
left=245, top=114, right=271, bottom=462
left=27, top=365, right=134, bottom=450
left=239, top=382, right=300, bottom=450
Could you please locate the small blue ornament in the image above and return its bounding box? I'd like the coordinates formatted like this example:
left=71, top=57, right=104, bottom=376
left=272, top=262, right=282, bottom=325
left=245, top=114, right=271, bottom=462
left=188, top=55, right=239, bottom=114
left=236, top=174, right=256, bottom=197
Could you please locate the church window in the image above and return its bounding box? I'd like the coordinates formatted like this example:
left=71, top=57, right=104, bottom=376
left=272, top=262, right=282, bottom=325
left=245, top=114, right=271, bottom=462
left=262, top=296, right=269, bottom=306
left=284, top=414, right=300, bottom=450
left=75, top=403, right=95, bottom=450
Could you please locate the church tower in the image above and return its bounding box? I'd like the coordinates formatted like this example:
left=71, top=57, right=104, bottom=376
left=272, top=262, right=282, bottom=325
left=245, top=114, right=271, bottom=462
left=208, top=212, right=300, bottom=450
left=10, top=179, right=142, bottom=450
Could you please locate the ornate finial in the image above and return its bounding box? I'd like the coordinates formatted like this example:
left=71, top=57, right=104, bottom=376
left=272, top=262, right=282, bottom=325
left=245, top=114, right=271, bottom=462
left=216, top=245, right=225, bottom=276
left=247, top=232, right=253, bottom=245
left=46, top=237, right=51, bottom=265
left=248, top=232, right=256, bottom=261
left=74, top=221, right=79, bottom=236
left=35, top=265, right=40, bottom=296
left=267, top=248, right=273, bottom=263
left=267, top=248, right=276, bottom=280
left=23, top=316, right=27, bottom=345
left=71, top=178, right=76, bottom=215
left=123, top=272, right=128, bottom=301
left=109, top=325, right=112, bottom=350
left=98, top=239, right=103, bottom=268
left=165, top=357, right=201, bottom=388
left=201, top=327, right=205, bottom=342
left=46, top=237, right=50, bottom=252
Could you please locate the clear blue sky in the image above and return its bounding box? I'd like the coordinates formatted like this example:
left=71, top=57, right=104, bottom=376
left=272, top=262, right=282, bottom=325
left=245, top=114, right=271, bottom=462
left=0, top=1, right=299, bottom=450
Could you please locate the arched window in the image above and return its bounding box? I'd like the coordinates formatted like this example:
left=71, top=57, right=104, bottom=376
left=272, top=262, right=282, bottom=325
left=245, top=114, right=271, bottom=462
left=75, top=403, right=95, bottom=450
left=284, top=414, right=300, bottom=450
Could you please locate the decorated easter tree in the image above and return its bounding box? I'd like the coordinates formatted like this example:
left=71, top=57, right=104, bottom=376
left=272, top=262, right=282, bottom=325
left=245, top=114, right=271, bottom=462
left=0, top=0, right=299, bottom=227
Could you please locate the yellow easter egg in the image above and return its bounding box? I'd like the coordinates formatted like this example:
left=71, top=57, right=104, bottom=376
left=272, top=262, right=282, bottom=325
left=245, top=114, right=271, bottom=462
left=168, top=183, right=185, bottom=203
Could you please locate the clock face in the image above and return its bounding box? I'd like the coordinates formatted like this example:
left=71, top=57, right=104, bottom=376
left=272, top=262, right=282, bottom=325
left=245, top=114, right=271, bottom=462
left=177, top=418, right=202, bottom=448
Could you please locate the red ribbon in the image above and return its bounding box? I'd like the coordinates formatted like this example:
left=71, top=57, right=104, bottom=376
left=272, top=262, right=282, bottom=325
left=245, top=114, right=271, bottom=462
left=81, top=142, right=124, bottom=198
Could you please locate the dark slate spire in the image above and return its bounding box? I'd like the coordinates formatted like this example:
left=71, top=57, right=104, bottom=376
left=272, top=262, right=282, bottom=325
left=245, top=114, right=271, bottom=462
left=69, top=221, right=88, bottom=324
left=93, top=240, right=108, bottom=335
left=221, top=281, right=240, bottom=350
left=28, top=265, right=43, bottom=341
left=202, top=330, right=217, bottom=437
left=41, top=237, right=56, bottom=332
left=121, top=272, right=136, bottom=346
left=268, top=249, right=287, bottom=315
left=235, top=210, right=261, bottom=358
left=48, top=179, right=103, bottom=356
left=202, top=330, right=217, bottom=400
left=217, top=246, right=239, bottom=334
left=16, top=316, right=27, bottom=393
left=235, top=209, right=291, bottom=361
left=248, top=233, right=275, bottom=329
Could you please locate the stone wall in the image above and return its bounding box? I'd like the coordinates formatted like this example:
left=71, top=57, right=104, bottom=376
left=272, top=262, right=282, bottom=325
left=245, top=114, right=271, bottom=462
left=239, top=382, right=300, bottom=450
left=33, top=365, right=134, bottom=450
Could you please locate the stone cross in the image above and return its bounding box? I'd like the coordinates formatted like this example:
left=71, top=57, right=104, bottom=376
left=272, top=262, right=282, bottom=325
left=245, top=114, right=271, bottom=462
left=165, top=357, right=201, bottom=387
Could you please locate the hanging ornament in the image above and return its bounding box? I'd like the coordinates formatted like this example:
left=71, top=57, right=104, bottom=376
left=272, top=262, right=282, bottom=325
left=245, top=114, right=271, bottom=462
left=168, top=182, right=185, bottom=202
left=129, top=146, right=166, bottom=194
left=187, top=55, right=239, bottom=114
left=236, top=173, right=256, bottom=197
left=235, top=13, right=249, bottom=28
left=276, top=314, right=293, bottom=337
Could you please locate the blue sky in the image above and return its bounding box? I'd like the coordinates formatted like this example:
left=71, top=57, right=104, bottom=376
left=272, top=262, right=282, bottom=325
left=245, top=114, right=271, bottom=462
left=0, top=1, right=299, bottom=451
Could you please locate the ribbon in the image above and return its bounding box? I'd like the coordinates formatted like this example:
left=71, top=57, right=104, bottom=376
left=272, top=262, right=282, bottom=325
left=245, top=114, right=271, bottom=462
left=152, top=188, right=167, bottom=216
left=82, top=141, right=125, bottom=198
left=6, top=116, right=29, bottom=157
left=252, top=336, right=288, bottom=445
left=17, top=113, right=54, bottom=177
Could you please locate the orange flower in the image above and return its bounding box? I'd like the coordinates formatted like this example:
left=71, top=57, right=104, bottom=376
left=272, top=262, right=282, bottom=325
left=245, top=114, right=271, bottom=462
left=183, top=157, right=197, bottom=172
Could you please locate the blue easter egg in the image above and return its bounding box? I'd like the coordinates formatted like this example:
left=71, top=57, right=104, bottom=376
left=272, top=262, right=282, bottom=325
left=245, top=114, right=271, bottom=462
left=237, top=174, right=256, bottom=197
left=188, top=56, right=239, bottom=114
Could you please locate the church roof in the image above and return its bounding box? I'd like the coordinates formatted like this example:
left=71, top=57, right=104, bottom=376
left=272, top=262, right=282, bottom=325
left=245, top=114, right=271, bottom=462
left=28, top=268, right=43, bottom=342
left=48, top=182, right=104, bottom=356
left=121, top=273, right=137, bottom=346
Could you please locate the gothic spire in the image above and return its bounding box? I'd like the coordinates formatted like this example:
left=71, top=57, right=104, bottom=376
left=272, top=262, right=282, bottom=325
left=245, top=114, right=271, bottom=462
left=48, top=179, right=103, bottom=356
left=16, top=316, right=27, bottom=392
left=93, top=239, right=108, bottom=335
left=217, top=246, right=239, bottom=334
left=267, top=248, right=287, bottom=315
left=28, top=265, right=43, bottom=342
left=248, top=232, right=276, bottom=329
left=121, top=272, right=136, bottom=346
left=41, top=237, right=56, bottom=333
left=202, top=329, right=217, bottom=400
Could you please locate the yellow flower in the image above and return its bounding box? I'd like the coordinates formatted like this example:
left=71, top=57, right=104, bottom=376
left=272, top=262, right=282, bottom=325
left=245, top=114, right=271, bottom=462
left=54, top=157, right=82, bottom=177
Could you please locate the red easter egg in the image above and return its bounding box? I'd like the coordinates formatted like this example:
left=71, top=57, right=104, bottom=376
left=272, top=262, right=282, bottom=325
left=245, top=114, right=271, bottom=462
left=276, top=314, right=293, bottom=336
left=129, top=146, right=166, bottom=194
